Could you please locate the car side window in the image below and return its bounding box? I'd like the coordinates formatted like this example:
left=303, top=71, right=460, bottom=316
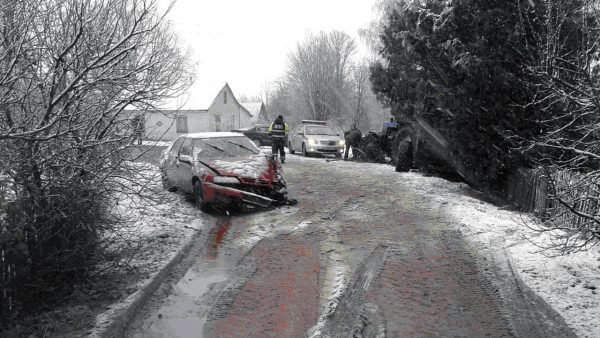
left=170, top=137, right=185, bottom=155
left=179, top=137, right=192, bottom=157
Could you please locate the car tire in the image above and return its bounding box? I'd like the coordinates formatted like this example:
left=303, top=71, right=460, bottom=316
left=161, top=173, right=177, bottom=192
left=302, top=143, right=308, bottom=157
left=289, top=141, right=295, bottom=154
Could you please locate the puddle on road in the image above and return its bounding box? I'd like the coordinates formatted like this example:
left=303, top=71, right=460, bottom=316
left=135, top=267, right=228, bottom=338
left=132, top=217, right=238, bottom=338
left=133, top=210, right=312, bottom=338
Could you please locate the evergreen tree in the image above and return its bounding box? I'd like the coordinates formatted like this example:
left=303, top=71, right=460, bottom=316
left=371, top=0, right=539, bottom=188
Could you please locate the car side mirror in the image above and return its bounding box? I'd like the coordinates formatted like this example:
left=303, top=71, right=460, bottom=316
left=179, top=154, right=192, bottom=164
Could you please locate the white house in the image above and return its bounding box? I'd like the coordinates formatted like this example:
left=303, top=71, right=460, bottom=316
left=143, top=83, right=255, bottom=141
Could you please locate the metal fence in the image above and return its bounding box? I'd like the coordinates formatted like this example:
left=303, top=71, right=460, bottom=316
left=504, top=167, right=549, bottom=216
left=504, top=167, right=600, bottom=229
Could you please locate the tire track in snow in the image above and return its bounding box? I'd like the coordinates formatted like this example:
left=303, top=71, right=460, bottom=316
left=306, top=220, right=350, bottom=338
left=309, top=245, right=388, bottom=338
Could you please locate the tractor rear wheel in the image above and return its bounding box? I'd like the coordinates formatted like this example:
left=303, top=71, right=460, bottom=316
left=395, top=140, right=413, bottom=172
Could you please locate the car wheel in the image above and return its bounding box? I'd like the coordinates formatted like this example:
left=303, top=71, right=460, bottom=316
left=289, top=141, right=295, bottom=154
left=302, top=143, right=308, bottom=157
left=161, top=173, right=176, bottom=192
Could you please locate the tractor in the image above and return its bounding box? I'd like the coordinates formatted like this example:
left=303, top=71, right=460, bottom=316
left=387, top=116, right=469, bottom=181
left=350, top=115, right=469, bottom=183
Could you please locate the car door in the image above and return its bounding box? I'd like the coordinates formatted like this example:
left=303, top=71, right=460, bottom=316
left=175, top=137, right=194, bottom=193
left=296, top=126, right=306, bottom=150
left=291, top=126, right=301, bottom=150
left=163, top=137, right=185, bottom=185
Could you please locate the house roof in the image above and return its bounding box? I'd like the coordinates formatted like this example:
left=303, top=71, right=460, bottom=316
left=159, top=82, right=230, bottom=110
left=181, top=132, right=246, bottom=139
left=240, top=102, right=264, bottom=118
left=148, top=82, right=254, bottom=120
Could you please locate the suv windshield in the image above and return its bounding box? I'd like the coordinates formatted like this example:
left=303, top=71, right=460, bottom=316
left=193, top=137, right=260, bottom=159
left=305, top=126, right=336, bottom=136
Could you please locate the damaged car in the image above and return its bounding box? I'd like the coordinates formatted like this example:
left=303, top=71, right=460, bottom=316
left=160, top=132, right=296, bottom=211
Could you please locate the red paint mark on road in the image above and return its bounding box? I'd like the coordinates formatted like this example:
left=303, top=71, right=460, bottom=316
left=212, top=236, right=320, bottom=337
left=296, top=246, right=308, bottom=256
left=206, top=217, right=232, bottom=260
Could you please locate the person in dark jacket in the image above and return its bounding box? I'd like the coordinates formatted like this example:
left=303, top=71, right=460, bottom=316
left=268, top=115, right=289, bottom=163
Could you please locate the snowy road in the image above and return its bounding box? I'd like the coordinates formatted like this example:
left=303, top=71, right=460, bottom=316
left=124, top=154, right=579, bottom=337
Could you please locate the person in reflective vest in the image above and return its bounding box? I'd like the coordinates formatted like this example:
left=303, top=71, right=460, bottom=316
left=268, top=115, right=289, bottom=163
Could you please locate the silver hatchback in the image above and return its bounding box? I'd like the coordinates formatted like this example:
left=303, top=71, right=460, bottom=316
left=288, top=124, right=345, bottom=158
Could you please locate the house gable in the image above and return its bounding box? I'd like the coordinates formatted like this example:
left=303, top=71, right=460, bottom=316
left=206, top=83, right=253, bottom=131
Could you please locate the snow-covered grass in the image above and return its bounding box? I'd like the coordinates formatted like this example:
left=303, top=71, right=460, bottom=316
left=308, top=157, right=600, bottom=338
left=107, top=162, right=202, bottom=269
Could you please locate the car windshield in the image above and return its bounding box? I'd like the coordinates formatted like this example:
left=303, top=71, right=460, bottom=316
left=193, top=136, right=260, bottom=159
left=305, top=126, right=336, bottom=136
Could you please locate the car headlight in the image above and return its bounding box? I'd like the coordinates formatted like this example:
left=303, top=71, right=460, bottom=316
left=212, top=176, right=240, bottom=184
left=308, top=139, right=317, bottom=145
left=338, top=140, right=346, bottom=146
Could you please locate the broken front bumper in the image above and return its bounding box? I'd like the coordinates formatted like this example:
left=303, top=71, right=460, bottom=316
left=201, top=182, right=277, bottom=208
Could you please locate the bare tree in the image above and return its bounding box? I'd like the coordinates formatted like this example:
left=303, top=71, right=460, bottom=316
left=0, top=0, right=192, bottom=317
left=516, top=0, right=600, bottom=249
left=349, top=59, right=372, bottom=130
left=287, top=31, right=356, bottom=122
left=358, top=0, right=404, bottom=57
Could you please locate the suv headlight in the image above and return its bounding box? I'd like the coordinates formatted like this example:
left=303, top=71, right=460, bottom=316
left=308, top=138, right=317, bottom=145
left=338, top=140, right=346, bottom=146
left=213, top=176, right=240, bottom=184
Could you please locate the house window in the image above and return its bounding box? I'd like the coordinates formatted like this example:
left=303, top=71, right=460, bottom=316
left=224, top=92, right=227, bottom=104
left=176, top=116, right=188, bottom=133
left=214, top=115, right=221, bottom=132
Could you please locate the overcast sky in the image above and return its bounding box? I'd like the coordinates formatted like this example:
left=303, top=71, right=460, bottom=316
left=159, top=0, right=377, bottom=109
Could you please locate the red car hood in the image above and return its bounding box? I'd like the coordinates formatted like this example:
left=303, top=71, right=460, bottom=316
left=208, top=154, right=273, bottom=181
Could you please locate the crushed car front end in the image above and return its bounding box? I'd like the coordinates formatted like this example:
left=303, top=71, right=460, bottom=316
left=194, top=154, right=294, bottom=210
